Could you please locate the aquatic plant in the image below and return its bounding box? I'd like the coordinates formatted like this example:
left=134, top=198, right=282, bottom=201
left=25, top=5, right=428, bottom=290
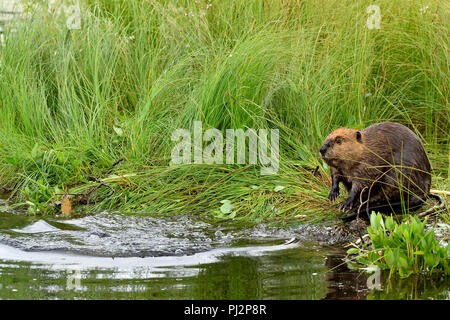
left=347, top=212, right=450, bottom=278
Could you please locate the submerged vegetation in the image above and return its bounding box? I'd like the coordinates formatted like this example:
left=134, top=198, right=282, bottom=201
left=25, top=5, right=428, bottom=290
left=0, top=0, right=448, bottom=222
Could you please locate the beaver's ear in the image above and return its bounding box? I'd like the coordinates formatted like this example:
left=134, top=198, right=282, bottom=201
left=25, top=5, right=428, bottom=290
left=356, top=131, right=362, bottom=143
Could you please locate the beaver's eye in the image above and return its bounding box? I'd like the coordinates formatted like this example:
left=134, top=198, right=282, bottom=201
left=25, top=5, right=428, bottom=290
left=336, top=138, right=342, bottom=144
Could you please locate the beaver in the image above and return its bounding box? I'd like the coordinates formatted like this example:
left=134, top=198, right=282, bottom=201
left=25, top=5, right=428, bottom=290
left=319, top=122, right=432, bottom=217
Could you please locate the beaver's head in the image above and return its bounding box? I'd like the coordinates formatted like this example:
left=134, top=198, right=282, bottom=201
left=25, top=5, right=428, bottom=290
left=320, top=128, right=364, bottom=165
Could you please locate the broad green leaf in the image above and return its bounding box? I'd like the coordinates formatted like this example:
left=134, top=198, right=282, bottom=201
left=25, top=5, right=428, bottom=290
left=370, top=212, right=377, bottom=229
left=274, top=185, right=285, bottom=192
left=398, top=255, right=409, bottom=269
left=385, top=216, right=395, bottom=231
left=346, top=247, right=360, bottom=255
left=220, top=200, right=235, bottom=214
left=385, top=248, right=395, bottom=267
left=113, top=126, right=124, bottom=136
left=424, top=253, right=435, bottom=268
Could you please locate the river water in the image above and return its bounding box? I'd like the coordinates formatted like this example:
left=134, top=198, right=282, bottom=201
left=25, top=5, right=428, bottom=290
left=0, top=197, right=448, bottom=300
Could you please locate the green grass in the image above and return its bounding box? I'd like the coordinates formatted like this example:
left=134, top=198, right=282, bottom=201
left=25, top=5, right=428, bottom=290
left=0, top=0, right=448, bottom=222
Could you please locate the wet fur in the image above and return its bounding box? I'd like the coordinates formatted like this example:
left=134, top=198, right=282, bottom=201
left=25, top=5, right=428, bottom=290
left=320, top=122, right=431, bottom=214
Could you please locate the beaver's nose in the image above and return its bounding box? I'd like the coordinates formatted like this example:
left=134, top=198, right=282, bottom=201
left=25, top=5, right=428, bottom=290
left=319, top=145, right=327, bottom=156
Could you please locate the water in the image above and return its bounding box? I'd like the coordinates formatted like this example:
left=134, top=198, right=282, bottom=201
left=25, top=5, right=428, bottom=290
left=0, top=204, right=448, bottom=299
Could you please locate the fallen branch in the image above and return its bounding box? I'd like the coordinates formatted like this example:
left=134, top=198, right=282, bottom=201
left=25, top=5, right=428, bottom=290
left=430, top=189, right=450, bottom=196
left=54, top=159, right=124, bottom=208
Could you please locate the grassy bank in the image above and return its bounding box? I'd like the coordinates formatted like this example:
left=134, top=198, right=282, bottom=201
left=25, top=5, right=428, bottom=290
left=0, top=0, right=448, bottom=222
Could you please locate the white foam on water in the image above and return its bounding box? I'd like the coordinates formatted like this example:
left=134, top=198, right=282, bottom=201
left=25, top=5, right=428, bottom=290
left=0, top=241, right=299, bottom=271
left=11, top=220, right=60, bottom=234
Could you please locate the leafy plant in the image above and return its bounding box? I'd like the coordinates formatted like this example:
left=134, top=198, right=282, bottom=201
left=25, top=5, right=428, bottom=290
left=19, top=180, right=63, bottom=214
left=347, top=212, right=450, bottom=278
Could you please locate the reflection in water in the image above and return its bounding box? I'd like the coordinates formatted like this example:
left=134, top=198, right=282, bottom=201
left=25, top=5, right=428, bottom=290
left=323, top=249, right=450, bottom=300
left=193, top=256, right=263, bottom=299
left=324, top=251, right=370, bottom=299
left=193, top=250, right=328, bottom=299
left=2, top=249, right=447, bottom=300
left=0, top=208, right=448, bottom=300
left=0, top=247, right=329, bottom=299
left=367, top=275, right=450, bottom=300
left=0, top=209, right=333, bottom=299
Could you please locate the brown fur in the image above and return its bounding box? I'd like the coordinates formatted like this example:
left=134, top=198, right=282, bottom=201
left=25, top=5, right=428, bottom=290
left=319, top=122, right=431, bottom=214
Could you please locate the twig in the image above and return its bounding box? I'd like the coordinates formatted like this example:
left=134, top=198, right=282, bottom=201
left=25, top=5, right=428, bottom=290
left=344, top=234, right=371, bottom=248
left=365, top=167, right=394, bottom=217
left=54, top=159, right=123, bottom=207
left=106, top=158, right=124, bottom=175
left=357, top=186, right=369, bottom=218
left=356, top=186, right=369, bottom=244
left=430, top=189, right=450, bottom=196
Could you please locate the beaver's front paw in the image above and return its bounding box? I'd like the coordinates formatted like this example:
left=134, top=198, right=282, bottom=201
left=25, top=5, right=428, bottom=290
left=339, top=198, right=354, bottom=212
left=328, top=188, right=340, bottom=202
